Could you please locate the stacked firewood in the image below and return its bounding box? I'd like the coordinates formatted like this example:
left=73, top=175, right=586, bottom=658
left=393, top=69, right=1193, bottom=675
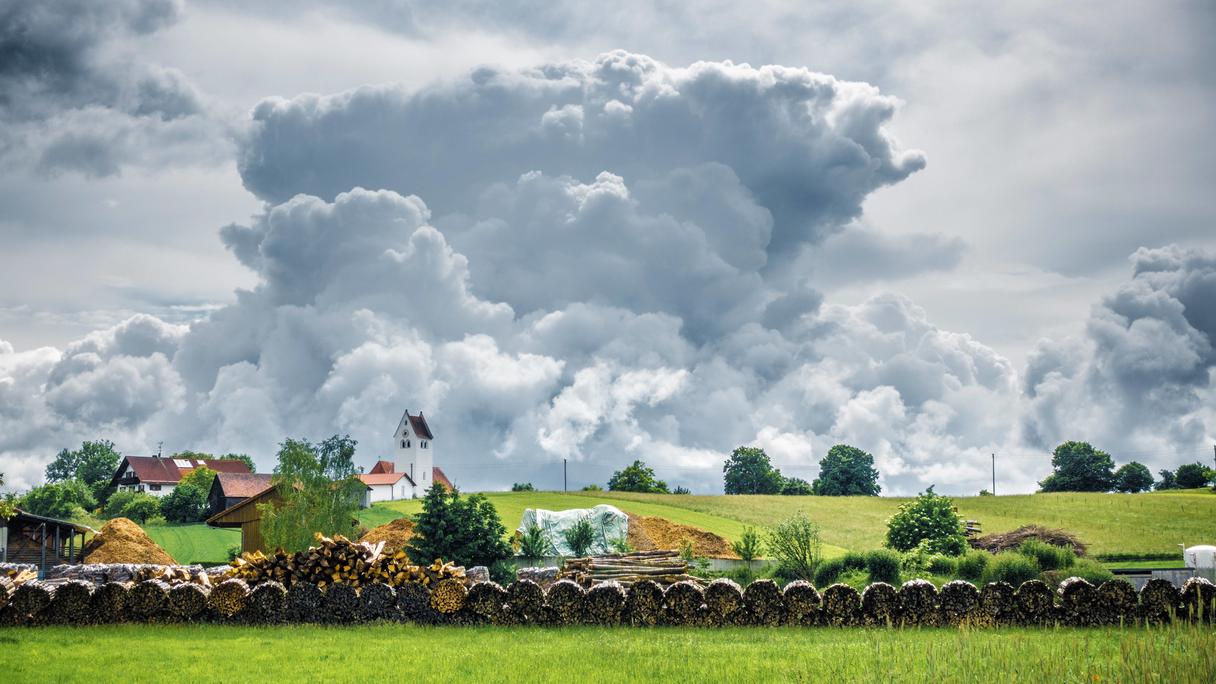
left=0, top=564, right=37, bottom=586
left=47, top=563, right=211, bottom=587
left=561, top=550, right=697, bottom=587
left=226, top=534, right=466, bottom=589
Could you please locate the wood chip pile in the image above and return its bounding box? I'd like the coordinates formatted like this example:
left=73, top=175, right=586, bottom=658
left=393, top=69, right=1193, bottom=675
left=560, top=550, right=698, bottom=587
left=81, top=518, right=177, bottom=565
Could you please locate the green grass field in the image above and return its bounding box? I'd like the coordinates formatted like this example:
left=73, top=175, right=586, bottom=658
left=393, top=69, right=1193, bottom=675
left=2, top=624, right=1212, bottom=683
left=143, top=523, right=239, bottom=565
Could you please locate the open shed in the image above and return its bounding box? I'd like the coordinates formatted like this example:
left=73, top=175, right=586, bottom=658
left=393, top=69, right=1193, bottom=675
left=1, top=509, right=96, bottom=574
left=206, top=485, right=281, bottom=555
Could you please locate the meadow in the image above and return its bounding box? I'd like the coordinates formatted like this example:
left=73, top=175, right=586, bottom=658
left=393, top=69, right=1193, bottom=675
left=1, top=623, right=1212, bottom=683
left=143, top=523, right=239, bottom=566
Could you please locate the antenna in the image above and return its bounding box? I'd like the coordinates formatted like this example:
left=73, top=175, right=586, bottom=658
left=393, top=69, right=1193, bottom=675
left=157, top=441, right=163, bottom=458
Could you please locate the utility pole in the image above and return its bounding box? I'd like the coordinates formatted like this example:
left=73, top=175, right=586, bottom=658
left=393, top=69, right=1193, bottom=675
left=991, top=453, right=996, bottom=496
left=157, top=441, right=163, bottom=458
left=563, top=458, right=568, bottom=492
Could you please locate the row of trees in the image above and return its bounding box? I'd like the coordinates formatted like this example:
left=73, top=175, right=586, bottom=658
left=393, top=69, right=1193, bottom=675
left=1038, top=441, right=1215, bottom=493
left=723, top=445, right=880, bottom=496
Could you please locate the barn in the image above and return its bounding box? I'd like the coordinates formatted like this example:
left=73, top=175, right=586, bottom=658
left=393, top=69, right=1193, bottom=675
left=1, top=508, right=95, bottom=574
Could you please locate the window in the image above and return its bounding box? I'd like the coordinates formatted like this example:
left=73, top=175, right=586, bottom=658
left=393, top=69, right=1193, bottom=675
left=138, top=485, right=145, bottom=492
left=401, top=439, right=406, bottom=448
left=421, top=441, right=427, bottom=449
left=149, top=484, right=161, bottom=492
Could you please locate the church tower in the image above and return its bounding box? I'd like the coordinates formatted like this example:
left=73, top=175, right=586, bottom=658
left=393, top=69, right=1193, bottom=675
left=393, top=409, right=434, bottom=498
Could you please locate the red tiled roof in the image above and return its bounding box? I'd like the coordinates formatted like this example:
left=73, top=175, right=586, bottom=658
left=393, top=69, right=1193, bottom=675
left=368, top=460, right=395, bottom=474
left=359, top=472, right=408, bottom=486
left=432, top=467, right=453, bottom=491
left=111, top=455, right=253, bottom=486
left=409, top=412, right=434, bottom=440
left=213, top=473, right=273, bottom=498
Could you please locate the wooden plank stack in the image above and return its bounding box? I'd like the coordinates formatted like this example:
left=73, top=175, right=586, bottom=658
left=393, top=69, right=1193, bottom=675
left=560, top=550, right=698, bottom=587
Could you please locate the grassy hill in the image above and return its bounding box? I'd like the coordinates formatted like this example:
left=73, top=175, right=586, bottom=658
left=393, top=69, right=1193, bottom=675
left=143, top=523, right=240, bottom=566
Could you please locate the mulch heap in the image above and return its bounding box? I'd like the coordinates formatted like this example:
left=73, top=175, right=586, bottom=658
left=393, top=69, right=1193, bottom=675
left=360, top=518, right=415, bottom=552
left=627, top=515, right=736, bottom=559
left=80, top=518, right=177, bottom=565
left=970, top=525, right=1088, bottom=556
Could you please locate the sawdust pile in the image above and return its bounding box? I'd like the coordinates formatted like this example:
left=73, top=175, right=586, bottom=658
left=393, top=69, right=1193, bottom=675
left=81, top=518, right=177, bottom=565
left=359, top=518, right=415, bottom=552
left=627, top=514, right=736, bottom=559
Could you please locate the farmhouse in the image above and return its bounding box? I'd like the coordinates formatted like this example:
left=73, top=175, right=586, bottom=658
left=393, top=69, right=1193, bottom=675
left=1, top=508, right=95, bottom=573
left=357, top=409, right=453, bottom=505
left=207, top=472, right=274, bottom=517
left=109, top=455, right=252, bottom=498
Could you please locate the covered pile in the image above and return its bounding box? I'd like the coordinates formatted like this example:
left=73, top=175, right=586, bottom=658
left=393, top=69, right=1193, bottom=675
left=80, top=518, right=176, bottom=565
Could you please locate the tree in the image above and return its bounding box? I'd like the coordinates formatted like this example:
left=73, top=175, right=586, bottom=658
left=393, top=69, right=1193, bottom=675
left=723, top=447, right=784, bottom=495
left=607, top=460, right=669, bottom=493
left=812, top=444, right=881, bottom=496
left=160, top=483, right=208, bottom=523
left=179, top=466, right=217, bottom=495
left=1113, top=462, right=1154, bottom=493
left=219, top=453, right=256, bottom=472
left=766, top=514, right=822, bottom=581
left=885, top=487, right=967, bottom=556
left=732, top=526, right=764, bottom=564
left=1174, top=462, right=1214, bottom=489
left=580, top=484, right=603, bottom=491
left=259, top=435, right=366, bottom=552
left=511, top=482, right=535, bottom=492
left=1038, top=441, right=1115, bottom=492
left=120, top=494, right=162, bottom=524
left=780, top=477, right=813, bottom=496
left=408, top=482, right=512, bottom=571
left=172, top=451, right=256, bottom=473
left=1156, top=469, right=1181, bottom=490
left=19, top=480, right=96, bottom=520
left=46, top=440, right=122, bottom=502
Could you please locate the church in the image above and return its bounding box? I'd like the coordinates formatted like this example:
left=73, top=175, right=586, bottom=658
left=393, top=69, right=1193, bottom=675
left=358, top=409, right=453, bottom=505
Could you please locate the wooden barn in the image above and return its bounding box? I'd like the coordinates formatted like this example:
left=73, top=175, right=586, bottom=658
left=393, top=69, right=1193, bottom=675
left=1, top=509, right=95, bottom=574
left=206, top=485, right=281, bottom=555
left=207, top=472, right=274, bottom=517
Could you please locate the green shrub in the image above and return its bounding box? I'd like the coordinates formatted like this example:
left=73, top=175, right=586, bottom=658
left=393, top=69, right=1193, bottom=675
left=1065, top=558, right=1113, bottom=585
left=885, top=487, right=967, bottom=556
left=814, top=557, right=844, bottom=587
left=732, top=526, right=764, bottom=563
left=120, top=494, right=163, bottom=524
left=982, top=552, right=1040, bottom=587
left=518, top=523, right=554, bottom=558
left=580, top=484, right=603, bottom=491
left=766, top=513, right=823, bottom=582
left=837, top=568, right=870, bottom=591
left=408, top=483, right=512, bottom=569
left=510, top=482, right=535, bottom=492
left=563, top=516, right=596, bottom=557
left=1016, top=539, right=1076, bottom=571
left=841, top=551, right=868, bottom=573
left=928, top=555, right=956, bottom=576
left=159, top=483, right=208, bottom=523
left=865, top=549, right=901, bottom=585
left=956, top=550, right=991, bottom=581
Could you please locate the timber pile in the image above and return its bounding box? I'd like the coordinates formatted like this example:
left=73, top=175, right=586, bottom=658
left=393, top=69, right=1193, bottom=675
left=585, top=581, right=626, bottom=625
left=1139, top=578, right=1179, bottom=624
left=209, top=578, right=250, bottom=618
left=1, top=564, right=37, bottom=586
left=664, top=580, right=703, bottom=625
left=89, top=582, right=129, bottom=623
left=783, top=581, right=820, bottom=625
left=248, top=581, right=288, bottom=624
left=821, top=583, right=861, bottom=626
left=1058, top=577, right=1099, bottom=626
left=624, top=579, right=664, bottom=626
left=397, top=581, right=440, bottom=624
left=324, top=583, right=362, bottom=623
left=544, top=579, right=585, bottom=624
left=467, top=581, right=508, bottom=624
left=4, top=581, right=53, bottom=625
left=44, top=579, right=93, bottom=624
left=48, top=563, right=210, bottom=587
left=703, top=578, right=743, bottom=624
left=1014, top=579, right=1054, bottom=625
left=362, top=583, right=399, bottom=621
left=226, top=533, right=466, bottom=589
left=81, top=518, right=176, bottom=565
left=1180, top=577, right=1215, bottom=623
left=939, top=580, right=980, bottom=625
left=285, top=582, right=325, bottom=623
left=506, top=579, right=545, bottom=624
left=898, top=579, right=939, bottom=626
left=168, top=583, right=210, bottom=621
left=1095, top=579, right=1138, bottom=626
left=979, top=581, right=1017, bottom=626
left=127, top=579, right=170, bottom=620
left=430, top=578, right=468, bottom=614
left=561, top=550, right=696, bottom=587
left=0, top=576, right=14, bottom=610
left=860, top=582, right=898, bottom=626
left=970, top=525, right=1087, bottom=556
left=742, top=579, right=785, bottom=626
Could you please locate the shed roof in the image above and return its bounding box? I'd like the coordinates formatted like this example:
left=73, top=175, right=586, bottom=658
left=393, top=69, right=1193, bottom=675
left=213, top=472, right=274, bottom=498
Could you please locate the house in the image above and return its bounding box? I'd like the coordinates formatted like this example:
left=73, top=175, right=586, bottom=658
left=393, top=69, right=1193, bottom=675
left=207, top=472, right=274, bottom=517
left=108, top=455, right=252, bottom=498
left=357, top=409, right=453, bottom=505
left=1, top=508, right=95, bottom=573
left=205, top=486, right=282, bottom=555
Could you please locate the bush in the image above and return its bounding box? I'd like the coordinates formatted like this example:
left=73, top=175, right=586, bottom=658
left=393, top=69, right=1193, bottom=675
left=159, top=483, right=207, bottom=523
left=1065, top=558, right=1113, bottom=585
left=1016, top=539, right=1075, bottom=571
left=580, top=484, right=602, bottom=491
left=928, top=555, right=956, bottom=576
left=956, top=550, right=991, bottom=582
left=840, top=551, right=868, bottom=573
left=865, top=549, right=901, bottom=585
left=120, top=494, right=163, bottom=524
left=766, top=513, right=822, bottom=581
left=671, top=486, right=691, bottom=495
left=518, top=523, right=554, bottom=558
left=731, top=526, right=764, bottom=563
left=19, top=480, right=96, bottom=519
left=780, top=477, right=812, bottom=496
left=885, top=487, right=967, bottom=556
left=562, top=516, right=596, bottom=557
left=408, top=483, right=512, bottom=570
left=813, top=557, right=844, bottom=587
left=510, top=482, right=535, bottom=492
left=982, top=552, right=1040, bottom=587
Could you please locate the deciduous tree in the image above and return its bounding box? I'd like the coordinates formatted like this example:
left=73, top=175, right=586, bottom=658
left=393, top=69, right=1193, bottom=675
left=1038, top=441, right=1115, bottom=492
left=1113, top=462, right=1154, bottom=493
left=723, top=447, right=784, bottom=494
left=811, top=444, right=880, bottom=496
left=608, top=460, right=669, bottom=493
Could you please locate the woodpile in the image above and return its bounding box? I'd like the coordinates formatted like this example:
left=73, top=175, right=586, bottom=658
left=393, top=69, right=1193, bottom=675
left=168, top=583, right=210, bottom=621
left=1138, top=578, right=1179, bottom=624
left=1014, top=579, right=1055, bottom=626
left=397, top=581, right=439, bottom=624
left=703, top=578, right=743, bottom=625
left=249, top=581, right=288, bottom=624
left=585, top=581, right=626, bottom=625
left=7, top=581, right=53, bottom=625
left=625, top=579, right=665, bottom=626
left=1095, top=579, right=1137, bottom=626
left=127, top=579, right=170, bottom=620
left=783, top=581, right=820, bottom=625
left=323, top=582, right=362, bottom=623
left=742, top=579, right=785, bottom=626
left=939, top=580, right=980, bottom=626
left=1, top=564, right=37, bottom=586
left=227, top=534, right=466, bottom=591
left=545, top=579, right=586, bottom=624
left=285, top=582, right=325, bottom=623
left=506, top=579, right=545, bottom=624
left=1058, top=577, right=1098, bottom=626
left=561, top=551, right=696, bottom=587
left=209, top=578, right=250, bottom=618
left=45, top=579, right=93, bottom=624
left=467, top=581, right=508, bottom=624
left=362, top=583, right=400, bottom=622
left=430, top=578, right=469, bottom=615
left=89, top=582, right=129, bottom=623
left=47, top=563, right=211, bottom=587
left=664, top=580, right=704, bottom=625
left=860, top=582, right=898, bottom=626
left=821, top=583, right=860, bottom=626
left=979, top=581, right=1017, bottom=626
left=1180, top=577, right=1216, bottom=623
left=0, top=576, right=13, bottom=611
left=970, top=525, right=1087, bottom=556
left=898, top=579, right=939, bottom=627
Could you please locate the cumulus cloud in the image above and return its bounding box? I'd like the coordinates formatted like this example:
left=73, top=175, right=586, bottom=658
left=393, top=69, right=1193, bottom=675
left=0, top=0, right=226, bottom=175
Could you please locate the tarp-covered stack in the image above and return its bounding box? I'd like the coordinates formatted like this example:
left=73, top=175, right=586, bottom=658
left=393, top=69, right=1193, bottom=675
left=517, top=505, right=630, bottom=557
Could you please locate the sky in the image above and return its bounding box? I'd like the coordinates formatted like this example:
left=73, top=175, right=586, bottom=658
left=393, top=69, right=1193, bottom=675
left=1, top=0, right=1214, bottom=495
